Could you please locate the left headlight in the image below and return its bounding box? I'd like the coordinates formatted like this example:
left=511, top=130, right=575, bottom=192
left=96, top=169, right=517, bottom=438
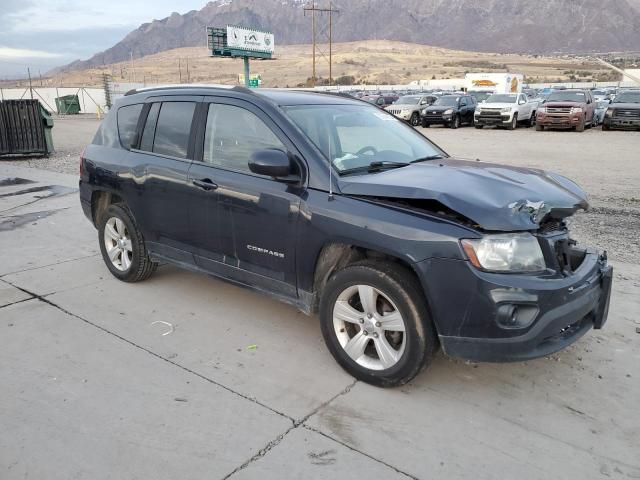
left=605, top=109, right=613, bottom=117
left=461, top=233, right=545, bottom=272
left=421, top=108, right=428, bottom=115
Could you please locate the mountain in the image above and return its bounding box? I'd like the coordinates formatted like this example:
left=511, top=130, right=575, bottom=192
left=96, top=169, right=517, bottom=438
left=56, top=0, right=640, bottom=73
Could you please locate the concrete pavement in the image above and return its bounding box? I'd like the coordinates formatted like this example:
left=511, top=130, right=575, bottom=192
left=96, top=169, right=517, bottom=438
left=1, top=162, right=639, bottom=479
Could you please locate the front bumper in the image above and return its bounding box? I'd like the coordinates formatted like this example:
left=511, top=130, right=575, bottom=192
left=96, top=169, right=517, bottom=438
left=537, top=113, right=582, bottom=128
left=422, top=113, right=453, bottom=125
left=474, top=112, right=512, bottom=126
left=416, top=249, right=612, bottom=362
left=603, top=117, right=640, bottom=129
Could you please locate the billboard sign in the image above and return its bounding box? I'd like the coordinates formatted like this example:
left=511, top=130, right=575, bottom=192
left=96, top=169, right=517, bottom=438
left=227, top=26, right=275, bottom=54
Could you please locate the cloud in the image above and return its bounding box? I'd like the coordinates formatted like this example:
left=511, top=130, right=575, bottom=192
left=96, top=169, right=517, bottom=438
left=0, top=47, right=63, bottom=59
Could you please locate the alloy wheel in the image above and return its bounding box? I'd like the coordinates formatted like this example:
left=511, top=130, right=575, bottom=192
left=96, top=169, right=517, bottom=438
left=332, top=284, right=407, bottom=370
left=103, top=216, right=133, bottom=271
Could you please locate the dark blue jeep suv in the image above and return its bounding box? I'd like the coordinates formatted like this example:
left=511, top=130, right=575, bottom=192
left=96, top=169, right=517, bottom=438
left=80, top=85, right=612, bottom=387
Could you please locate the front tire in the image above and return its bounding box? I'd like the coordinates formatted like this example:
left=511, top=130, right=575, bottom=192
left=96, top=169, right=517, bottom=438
left=536, top=123, right=544, bottom=131
left=450, top=114, right=460, bottom=129
left=508, top=113, right=518, bottom=130
left=576, top=116, right=585, bottom=132
left=319, top=261, right=438, bottom=387
left=98, top=204, right=157, bottom=282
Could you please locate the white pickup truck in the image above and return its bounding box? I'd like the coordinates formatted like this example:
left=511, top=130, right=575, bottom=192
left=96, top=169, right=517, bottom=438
left=474, top=93, right=539, bottom=130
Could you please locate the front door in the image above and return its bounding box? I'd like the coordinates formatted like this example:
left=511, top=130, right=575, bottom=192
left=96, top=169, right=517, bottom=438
left=191, top=97, right=304, bottom=298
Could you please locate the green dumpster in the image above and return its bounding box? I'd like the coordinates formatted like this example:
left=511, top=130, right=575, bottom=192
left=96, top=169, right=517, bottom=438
left=41, top=105, right=55, bottom=154
left=55, top=94, right=81, bottom=115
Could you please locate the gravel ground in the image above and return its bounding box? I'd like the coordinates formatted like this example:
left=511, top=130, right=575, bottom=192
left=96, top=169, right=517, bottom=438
left=3, top=114, right=638, bottom=263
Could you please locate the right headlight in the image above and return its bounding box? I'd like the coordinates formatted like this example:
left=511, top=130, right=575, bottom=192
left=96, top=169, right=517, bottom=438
left=461, top=233, right=545, bottom=272
left=500, top=107, right=512, bottom=113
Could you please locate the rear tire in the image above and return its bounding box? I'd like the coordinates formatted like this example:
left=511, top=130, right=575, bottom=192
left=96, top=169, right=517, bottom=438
left=98, top=204, right=157, bottom=282
left=410, top=112, right=420, bottom=126
left=319, top=261, right=438, bottom=387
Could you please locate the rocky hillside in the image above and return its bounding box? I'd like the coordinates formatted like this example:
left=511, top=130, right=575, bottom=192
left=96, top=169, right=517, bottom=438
left=56, top=0, right=640, bottom=73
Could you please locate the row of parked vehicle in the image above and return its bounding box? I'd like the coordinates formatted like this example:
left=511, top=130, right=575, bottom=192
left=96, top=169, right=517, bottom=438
left=356, top=87, right=640, bottom=132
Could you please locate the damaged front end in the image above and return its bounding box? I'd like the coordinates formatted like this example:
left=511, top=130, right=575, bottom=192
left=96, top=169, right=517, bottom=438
left=339, top=158, right=612, bottom=362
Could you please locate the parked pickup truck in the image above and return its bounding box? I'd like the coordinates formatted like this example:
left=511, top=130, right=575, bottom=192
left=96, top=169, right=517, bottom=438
left=536, top=89, right=595, bottom=132
left=602, top=89, right=640, bottom=131
left=80, top=85, right=612, bottom=387
left=474, top=93, right=538, bottom=130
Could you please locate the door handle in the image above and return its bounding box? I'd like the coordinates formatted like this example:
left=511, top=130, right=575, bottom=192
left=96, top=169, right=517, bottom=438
left=192, top=178, right=218, bottom=191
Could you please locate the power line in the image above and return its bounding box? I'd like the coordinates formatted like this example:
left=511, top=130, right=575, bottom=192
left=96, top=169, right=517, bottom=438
left=303, top=1, right=339, bottom=87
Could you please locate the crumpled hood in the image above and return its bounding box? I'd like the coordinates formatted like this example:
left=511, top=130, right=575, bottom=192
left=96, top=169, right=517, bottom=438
left=338, top=158, right=589, bottom=231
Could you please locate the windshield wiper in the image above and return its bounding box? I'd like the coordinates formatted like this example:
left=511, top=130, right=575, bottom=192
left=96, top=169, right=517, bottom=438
left=410, top=155, right=444, bottom=163
left=340, top=161, right=410, bottom=176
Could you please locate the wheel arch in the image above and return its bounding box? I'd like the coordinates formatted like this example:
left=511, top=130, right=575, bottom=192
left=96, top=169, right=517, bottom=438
left=310, top=241, right=426, bottom=315
left=91, top=189, right=124, bottom=226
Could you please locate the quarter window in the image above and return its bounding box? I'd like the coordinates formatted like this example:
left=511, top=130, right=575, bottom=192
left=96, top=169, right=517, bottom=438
left=152, top=102, right=196, bottom=159
left=117, top=104, right=143, bottom=150
left=203, top=104, right=285, bottom=173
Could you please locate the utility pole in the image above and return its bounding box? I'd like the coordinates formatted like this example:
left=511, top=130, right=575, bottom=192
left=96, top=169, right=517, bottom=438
left=130, top=51, right=135, bottom=83
left=304, top=2, right=339, bottom=87
left=27, top=67, right=33, bottom=99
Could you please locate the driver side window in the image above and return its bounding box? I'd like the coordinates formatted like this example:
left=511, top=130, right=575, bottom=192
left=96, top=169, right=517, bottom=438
left=203, top=104, right=285, bottom=173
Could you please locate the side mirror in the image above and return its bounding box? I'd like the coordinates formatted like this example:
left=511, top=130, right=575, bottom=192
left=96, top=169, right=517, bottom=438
left=249, top=149, right=294, bottom=179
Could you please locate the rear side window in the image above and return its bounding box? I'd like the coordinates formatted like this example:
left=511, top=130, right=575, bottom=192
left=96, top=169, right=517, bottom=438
left=151, top=102, right=196, bottom=159
left=117, top=104, right=143, bottom=150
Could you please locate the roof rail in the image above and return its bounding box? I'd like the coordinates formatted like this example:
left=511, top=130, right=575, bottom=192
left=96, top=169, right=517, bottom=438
left=124, top=84, right=252, bottom=96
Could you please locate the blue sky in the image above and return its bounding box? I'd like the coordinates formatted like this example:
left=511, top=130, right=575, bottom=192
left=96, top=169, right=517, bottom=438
left=0, top=0, right=206, bottom=78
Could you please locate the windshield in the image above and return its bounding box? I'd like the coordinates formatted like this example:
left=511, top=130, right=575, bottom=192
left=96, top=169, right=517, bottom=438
left=470, top=92, right=492, bottom=102
left=547, top=91, right=586, bottom=103
left=613, top=92, right=640, bottom=104
left=396, top=96, right=421, bottom=105
left=433, top=96, right=459, bottom=106
left=283, top=104, right=446, bottom=175
left=486, top=94, right=518, bottom=104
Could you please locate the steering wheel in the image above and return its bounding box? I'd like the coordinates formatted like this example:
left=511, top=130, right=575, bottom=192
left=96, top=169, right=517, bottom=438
left=356, top=146, right=378, bottom=156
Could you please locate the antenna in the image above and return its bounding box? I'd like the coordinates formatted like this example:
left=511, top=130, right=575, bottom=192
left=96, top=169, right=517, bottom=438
left=328, top=126, right=334, bottom=201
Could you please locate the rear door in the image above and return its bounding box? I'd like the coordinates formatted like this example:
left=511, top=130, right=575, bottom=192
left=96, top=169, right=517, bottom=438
left=189, top=96, right=304, bottom=297
left=128, top=96, right=200, bottom=262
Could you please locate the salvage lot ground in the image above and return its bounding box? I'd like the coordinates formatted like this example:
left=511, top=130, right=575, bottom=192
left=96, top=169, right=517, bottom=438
left=1, top=116, right=639, bottom=479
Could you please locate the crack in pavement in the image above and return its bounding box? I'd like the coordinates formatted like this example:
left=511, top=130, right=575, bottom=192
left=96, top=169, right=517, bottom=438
left=0, top=253, right=100, bottom=278
left=5, top=282, right=297, bottom=426
left=4, top=281, right=418, bottom=479
left=222, top=380, right=358, bottom=479
left=302, top=424, right=420, bottom=480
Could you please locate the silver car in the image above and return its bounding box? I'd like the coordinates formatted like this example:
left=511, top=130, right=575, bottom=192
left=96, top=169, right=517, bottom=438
left=387, top=95, right=435, bottom=126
